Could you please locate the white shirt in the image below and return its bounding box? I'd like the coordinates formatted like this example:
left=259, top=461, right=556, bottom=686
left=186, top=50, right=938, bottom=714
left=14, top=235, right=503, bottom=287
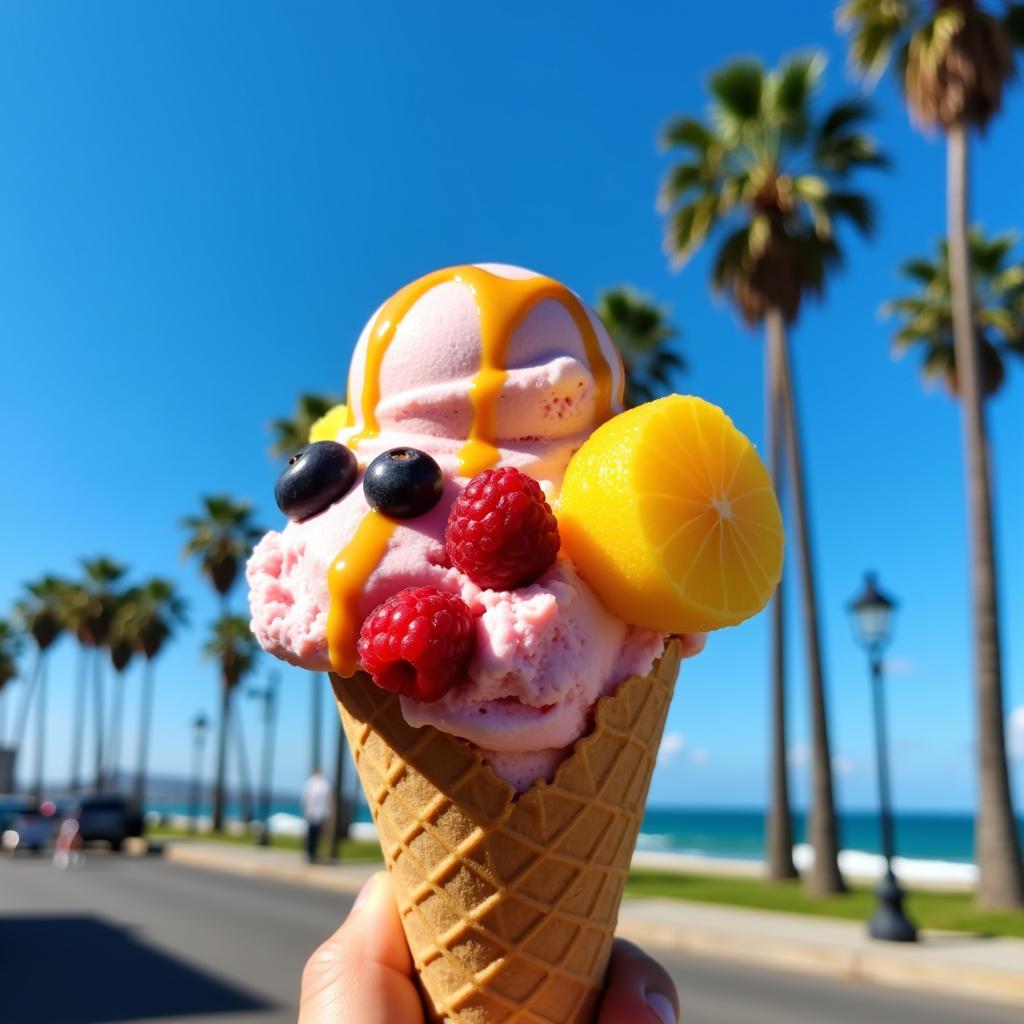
left=301, top=773, right=331, bottom=824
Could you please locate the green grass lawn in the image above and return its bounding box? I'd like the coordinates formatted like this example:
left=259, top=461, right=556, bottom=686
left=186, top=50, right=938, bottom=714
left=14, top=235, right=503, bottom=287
left=624, top=869, right=1024, bottom=939
left=150, top=827, right=1024, bottom=938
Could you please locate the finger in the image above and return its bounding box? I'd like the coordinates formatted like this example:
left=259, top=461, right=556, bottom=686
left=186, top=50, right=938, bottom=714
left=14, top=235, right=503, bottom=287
left=679, top=632, right=707, bottom=659
left=598, top=939, right=678, bottom=1024
left=299, top=871, right=423, bottom=1024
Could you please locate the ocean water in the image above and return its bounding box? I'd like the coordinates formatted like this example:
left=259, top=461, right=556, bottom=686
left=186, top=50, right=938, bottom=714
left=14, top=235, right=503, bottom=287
left=151, top=800, right=1023, bottom=868
left=634, top=807, right=1024, bottom=865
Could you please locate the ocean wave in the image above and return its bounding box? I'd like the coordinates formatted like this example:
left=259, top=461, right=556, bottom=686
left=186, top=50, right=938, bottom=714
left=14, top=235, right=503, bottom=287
left=793, top=843, right=977, bottom=885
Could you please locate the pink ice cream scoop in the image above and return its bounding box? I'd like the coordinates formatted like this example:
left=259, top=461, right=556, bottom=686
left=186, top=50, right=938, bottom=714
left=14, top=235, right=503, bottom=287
left=247, top=264, right=668, bottom=791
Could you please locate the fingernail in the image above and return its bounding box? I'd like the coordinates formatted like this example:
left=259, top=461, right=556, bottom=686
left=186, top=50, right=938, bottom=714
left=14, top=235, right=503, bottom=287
left=646, top=990, right=676, bottom=1024
left=352, top=873, right=377, bottom=912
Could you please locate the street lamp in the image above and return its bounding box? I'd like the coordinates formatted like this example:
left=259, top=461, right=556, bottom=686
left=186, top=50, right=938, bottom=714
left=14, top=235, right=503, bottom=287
left=249, top=672, right=280, bottom=847
left=188, top=714, right=209, bottom=835
left=848, top=573, right=917, bottom=943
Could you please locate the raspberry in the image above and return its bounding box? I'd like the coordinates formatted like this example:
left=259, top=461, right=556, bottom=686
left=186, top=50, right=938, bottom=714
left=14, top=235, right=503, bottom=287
left=445, top=467, right=560, bottom=590
left=357, top=586, right=475, bottom=702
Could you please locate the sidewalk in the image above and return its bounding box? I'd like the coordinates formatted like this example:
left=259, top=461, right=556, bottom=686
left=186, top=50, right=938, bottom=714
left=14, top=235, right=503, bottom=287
left=161, top=839, right=1024, bottom=1009
left=616, top=899, right=1024, bottom=1009
left=162, top=838, right=378, bottom=894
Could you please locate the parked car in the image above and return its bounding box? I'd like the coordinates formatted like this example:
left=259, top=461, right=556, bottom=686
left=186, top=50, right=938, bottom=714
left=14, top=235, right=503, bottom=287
left=69, top=795, right=144, bottom=851
left=2, top=802, right=60, bottom=854
left=0, top=796, right=36, bottom=833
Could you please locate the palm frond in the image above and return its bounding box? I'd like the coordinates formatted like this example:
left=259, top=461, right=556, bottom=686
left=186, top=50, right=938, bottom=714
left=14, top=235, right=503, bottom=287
left=1005, top=4, right=1024, bottom=47
left=837, top=0, right=916, bottom=82
left=204, top=614, right=260, bottom=690
left=769, top=50, right=826, bottom=128
left=710, top=227, right=752, bottom=294
left=181, top=494, right=264, bottom=597
left=709, top=60, right=765, bottom=130
left=815, top=118, right=889, bottom=174
left=269, top=393, right=339, bottom=459
left=818, top=97, right=873, bottom=139
left=900, top=258, right=938, bottom=285
left=825, top=191, right=875, bottom=237
left=885, top=226, right=1024, bottom=397
left=657, top=162, right=710, bottom=212
left=596, top=286, right=684, bottom=406
left=660, top=116, right=715, bottom=153
left=665, top=194, right=722, bottom=268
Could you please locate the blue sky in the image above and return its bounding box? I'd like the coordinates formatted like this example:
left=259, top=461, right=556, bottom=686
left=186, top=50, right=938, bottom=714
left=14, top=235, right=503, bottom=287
left=2, top=1, right=1023, bottom=813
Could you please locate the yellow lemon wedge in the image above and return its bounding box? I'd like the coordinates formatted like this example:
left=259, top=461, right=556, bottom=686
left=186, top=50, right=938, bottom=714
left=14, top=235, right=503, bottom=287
left=558, top=394, right=783, bottom=633
left=308, top=404, right=350, bottom=444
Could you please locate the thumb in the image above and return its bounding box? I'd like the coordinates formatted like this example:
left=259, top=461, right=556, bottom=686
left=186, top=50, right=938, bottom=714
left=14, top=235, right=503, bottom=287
left=299, top=871, right=424, bottom=1024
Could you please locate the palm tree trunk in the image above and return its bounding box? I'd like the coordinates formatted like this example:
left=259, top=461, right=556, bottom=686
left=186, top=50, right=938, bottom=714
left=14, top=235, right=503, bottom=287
left=14, top=649, right=41, bottom=753
left=327, top=719, right=349, bottom=860
left=32, top=656, right=48, bottom=801
left=106, top=668, right=127, bottom=791
left=312, top=675, right=324, bottom=773
left=69, top=644, right=87, bottom=792
left=233, top=700, right=254, bottom=823
left=92, top=649, right=106, bottom=791
left=946, top=124, right=1024, bottom=909
left=765, top=316, right=797, bottom=880
left=212, top=590, right=232, bottom=832
left=770, top=307, right=845, bottom=895
left=212, top=684, right=231, bottom=832
left=134, top=658, right=156, bottom=807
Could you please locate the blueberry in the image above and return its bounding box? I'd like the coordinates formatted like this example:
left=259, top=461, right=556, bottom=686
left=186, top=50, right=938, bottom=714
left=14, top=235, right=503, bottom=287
left=275, top=441, right=358, bottom=521
left=363, top=447, right=444, bottom=519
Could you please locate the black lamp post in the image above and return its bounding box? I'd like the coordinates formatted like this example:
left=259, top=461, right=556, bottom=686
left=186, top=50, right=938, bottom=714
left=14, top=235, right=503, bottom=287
left=188, top=713, right=209, bottom=834
left=848, top=573, right=917, bottom=943
left=249, top=671, right=280, bottom=847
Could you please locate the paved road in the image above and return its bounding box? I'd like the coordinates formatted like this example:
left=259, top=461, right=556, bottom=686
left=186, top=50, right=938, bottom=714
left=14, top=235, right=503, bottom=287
left=0, top=852, right=1017, bottom=1024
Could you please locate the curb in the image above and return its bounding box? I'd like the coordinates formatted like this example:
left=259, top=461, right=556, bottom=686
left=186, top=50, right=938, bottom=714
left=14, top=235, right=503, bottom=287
left=160, top=842, right=1024, bottom=1009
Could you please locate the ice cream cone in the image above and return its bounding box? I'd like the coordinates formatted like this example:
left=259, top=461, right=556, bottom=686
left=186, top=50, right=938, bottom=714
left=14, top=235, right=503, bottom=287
left=330, top=637, right=683, bottom=1024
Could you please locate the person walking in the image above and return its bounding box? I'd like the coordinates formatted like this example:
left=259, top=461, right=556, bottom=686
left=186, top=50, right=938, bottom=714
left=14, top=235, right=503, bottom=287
left=301, top=767, right=330, bottom=863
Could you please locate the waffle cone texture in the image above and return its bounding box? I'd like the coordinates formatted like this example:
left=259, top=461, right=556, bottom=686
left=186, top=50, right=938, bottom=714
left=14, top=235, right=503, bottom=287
left=330, top=638, right=681, bottom=1024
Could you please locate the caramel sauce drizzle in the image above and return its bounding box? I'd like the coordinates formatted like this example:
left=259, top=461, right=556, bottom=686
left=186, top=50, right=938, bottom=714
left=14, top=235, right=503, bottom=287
left=346, top=265, right=621, bottom=467
left=328, top=266, right=622, bottom=676
left=326, top=510, right=397, bottom=677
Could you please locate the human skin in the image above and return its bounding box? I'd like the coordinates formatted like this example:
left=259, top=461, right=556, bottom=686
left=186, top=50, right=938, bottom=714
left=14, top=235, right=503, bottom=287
left=298, top=872, right=679, bottom=1024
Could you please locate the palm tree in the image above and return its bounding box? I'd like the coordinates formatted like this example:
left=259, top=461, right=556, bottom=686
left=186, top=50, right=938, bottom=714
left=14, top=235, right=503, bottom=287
left=269, top=399, right=340, bottom=779
left=79, top=558, right=128, bottom=791
left=14, top=576, right=67, bottom=797
left=131, top=579, right=188, bottom=807
left=0, top=619, right=24, bottom=756
left=595, top=288, right=685, bottom=406
left=885, top=228, right=1024, bottom=395
left=270, top=395, right=344, bottom=777
left=204, top=615, right=261, bottom=831
left=183, top=496, right=262, bottom=828
left=840, top=0, right=1024, bottom=910
left=658, top=52, right=886, bottom=893
left=269, top=393, right=340, bottom=458
left=105, top=590, right=141, bottom=791
left=182, top=496, right=264, bottom=609
left=58, top=580, right=93, bottom=793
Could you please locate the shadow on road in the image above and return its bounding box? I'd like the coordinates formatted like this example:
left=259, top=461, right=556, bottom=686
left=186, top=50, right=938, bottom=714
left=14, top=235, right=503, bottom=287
left=0, top=915, right=273, bottom=1023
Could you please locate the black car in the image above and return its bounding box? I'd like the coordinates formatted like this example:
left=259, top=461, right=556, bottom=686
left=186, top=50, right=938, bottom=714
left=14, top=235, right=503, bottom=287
left=69, top=795, right=144, bottom=851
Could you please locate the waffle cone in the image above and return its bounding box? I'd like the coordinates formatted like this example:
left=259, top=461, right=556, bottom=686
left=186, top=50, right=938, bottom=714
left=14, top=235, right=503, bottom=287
left=330, top=638, right=682, bottom=1024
